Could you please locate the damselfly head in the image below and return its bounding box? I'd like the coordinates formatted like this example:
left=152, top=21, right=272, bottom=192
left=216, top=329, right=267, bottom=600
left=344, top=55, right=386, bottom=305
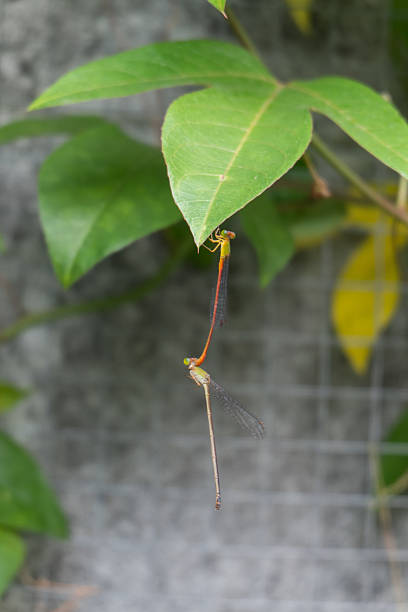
left=183, top=357, right=196, bottom=369
left=220, top=229, right=235, bottom=240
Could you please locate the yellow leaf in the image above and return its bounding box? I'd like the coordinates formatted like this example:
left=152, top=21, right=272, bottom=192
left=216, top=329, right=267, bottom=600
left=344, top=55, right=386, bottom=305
left=294, top=228, right=340, bottom=249
left=345, top=203, right=408, bottom=242
left=332, top=231, right=403, bottom=374
left=285, top=0, right=313, bottom=35
left=344, top=183, right=400, bottom=230
left=345, top=203, right=383, bottom=230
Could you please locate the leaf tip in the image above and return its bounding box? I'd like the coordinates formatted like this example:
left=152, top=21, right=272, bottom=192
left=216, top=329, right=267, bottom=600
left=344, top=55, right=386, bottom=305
left=59, top=520, right=70, bottom=540
left=27, top=100, right=39, bottom=112
left=259, top=275, right=269, bottom=290
left=60, top=273, right=74, bottom=290
left=49, top=510, right=70, bottom=539
left=349, top=349, right=370, bottom=376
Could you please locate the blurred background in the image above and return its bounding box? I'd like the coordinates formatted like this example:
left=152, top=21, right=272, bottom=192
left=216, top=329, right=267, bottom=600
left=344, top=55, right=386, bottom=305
left=1, top=0, right=408, bottom=610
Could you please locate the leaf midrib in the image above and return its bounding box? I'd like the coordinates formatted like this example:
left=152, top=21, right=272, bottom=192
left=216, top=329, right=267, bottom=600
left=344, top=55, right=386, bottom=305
left=64, top=171, right=132, bottom=284
left=197, top=84, right=283, bottom=245
left=289, top=82, right=408, bottom=166
left=31, top=71, right=276, bottom=109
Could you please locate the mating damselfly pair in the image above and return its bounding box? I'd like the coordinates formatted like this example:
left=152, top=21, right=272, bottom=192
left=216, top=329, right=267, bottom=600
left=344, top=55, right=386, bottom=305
left=184, top=229, right=264, bottom=510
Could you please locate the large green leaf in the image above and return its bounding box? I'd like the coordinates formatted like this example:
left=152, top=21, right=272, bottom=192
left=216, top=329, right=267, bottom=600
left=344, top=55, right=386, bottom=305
left=0, top=528, right=25, bottom=596
left=29, top=41, right=272, bottom=110
left=29, top=40, right=408, bottom=248
left=207, top=0, right=227, bottom=16
left=0, top=115, right=111, bottom=146
left=0, top=383, right=28, bottom=414
left=0, top=432, right=68, bottom=537
left=240, top=192, right=294, bottom=287
left=39, top=124, right=181, bottom=287
left=288, top=77, right=408, bottom=179
left=380, top=407, right=408, bottom=492
left=162, top=86, right=312, bottom=245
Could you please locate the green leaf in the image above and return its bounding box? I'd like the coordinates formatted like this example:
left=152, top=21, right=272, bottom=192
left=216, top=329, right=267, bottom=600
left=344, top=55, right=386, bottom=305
left=242, top=185, right=346, bottom=247
left=0, top=528, right=25, bottom=597
left=162, top=86, right=312, bottom=246
left=0, top=234, right=5, bottom=254
left=240, top=191, right=294, bottom=287
left=29, top=41, right=272, bottom=110
left=380, top=407, right=408, bottom=492
left=207, top=0, right=227, bottom=16
left=281, top=199, right=346, bottom=247
left=0, top=383, right=28, bottom=414
left=0, top=431, right=68, bottom=537
left=0, top=115, right=112, bottom=146
left=38, top=124, right=181, bottom=287
left=288, top=77, right=408, bottom=179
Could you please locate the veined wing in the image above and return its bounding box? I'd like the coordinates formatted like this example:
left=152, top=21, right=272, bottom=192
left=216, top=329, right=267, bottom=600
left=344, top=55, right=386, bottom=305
left=209, top=379, right=265, bottom=440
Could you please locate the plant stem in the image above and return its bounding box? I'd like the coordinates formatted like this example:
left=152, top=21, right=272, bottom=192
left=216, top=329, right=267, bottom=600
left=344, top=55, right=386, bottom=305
left=371, top=447, right=408, bottom=610
left=312, top=134, right=408, bottom=226
left=225, top=8, right=408, bottom=229
left=397, top=176, right=407, bottom=210
left=0, top=238, right=191, bottom=344
left=225, top=6, right=263, bottom=62
left=380, top=468, right=408, bottom=499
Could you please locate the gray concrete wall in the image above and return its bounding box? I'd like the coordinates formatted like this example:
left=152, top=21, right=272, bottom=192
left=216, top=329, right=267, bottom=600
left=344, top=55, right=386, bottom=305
left=1, top=1, right=408, bottom=610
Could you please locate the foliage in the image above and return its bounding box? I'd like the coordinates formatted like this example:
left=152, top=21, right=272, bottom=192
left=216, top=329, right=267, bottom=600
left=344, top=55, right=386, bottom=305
left=0, top=431, right=68, bottom=537
left=23, top=39, right=408, bottom=284
left=285, top=0, right=314, bottom=34
left=379, top=407, right=408, bottom=495
left=240, top=191, right=294, bottom=288
left=281, top=198, right=346, bottom=248
left=0, top=529, right=25, bottom=597
left=39, top=124, right=180, bottom=287
left=207, top=0, right=227, bottom=17
left=0, top=116, right=112, bottom=146
left=0, top=390, right=68, bottom=595
left=332, top=205, right=407, bottom=374
left=0, top=383, right=28, bottom=414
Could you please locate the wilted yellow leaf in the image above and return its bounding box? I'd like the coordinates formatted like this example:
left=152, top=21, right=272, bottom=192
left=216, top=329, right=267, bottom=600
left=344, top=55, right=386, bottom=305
left=345, top=184, right=399, bottom=230
left=285, top=0, right=313, bottom=35
left=332, top=228, right=405, bottom=374
left=345, top=203, right=382, bottom=230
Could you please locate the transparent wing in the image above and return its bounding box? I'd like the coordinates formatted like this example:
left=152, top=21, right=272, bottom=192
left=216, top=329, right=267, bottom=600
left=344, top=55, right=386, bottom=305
left=210, top=256, right=229, bottom=328
left=209, top=379, right=265, bottom=440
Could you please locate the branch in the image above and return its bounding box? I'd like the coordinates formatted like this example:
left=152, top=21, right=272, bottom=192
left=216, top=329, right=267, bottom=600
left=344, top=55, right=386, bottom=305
left=371, top=447, right=408, bottom=610
left=311, top=134, right=408, bottom=227
left=0, top=238, right=190, bottom=344
left=225, top=9, right=408, bottom=229
left=225, top=6, right=263, bottom=62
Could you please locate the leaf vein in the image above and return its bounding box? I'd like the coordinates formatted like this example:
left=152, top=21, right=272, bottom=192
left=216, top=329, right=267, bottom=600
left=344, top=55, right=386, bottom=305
left=35, top=73, right=275, bottom=107
left=64, top=175, right=129, bottom=283
left=291, top=84, right=408, bottom=165
left=196, top=87, right=283, bottom=243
